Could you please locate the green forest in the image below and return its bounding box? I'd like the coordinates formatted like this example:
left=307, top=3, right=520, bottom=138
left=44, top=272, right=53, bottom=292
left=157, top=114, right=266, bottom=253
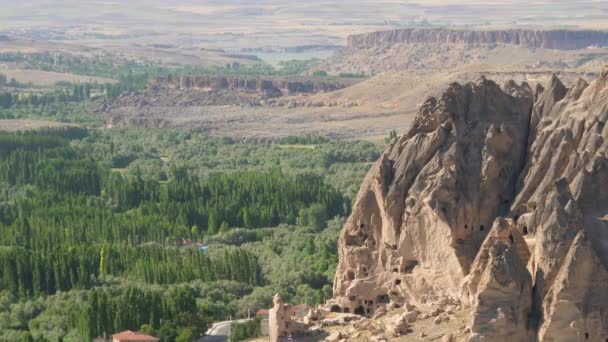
left=0, top=126, right=380, bottom=341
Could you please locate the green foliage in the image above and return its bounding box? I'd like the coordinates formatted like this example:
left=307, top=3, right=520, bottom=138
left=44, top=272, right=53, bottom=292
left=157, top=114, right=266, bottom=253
left=298, top=204, right=329, bottom=228
left=277, top=134, right=328, bottom=145
left=230, top=318, right=261, bottom=342
left=75, top=129, right=380, bottom=199
left=0, top=127, right=377, bottom=341
left=70, top=285, right=210, bottom=340
left=312, top=70, right=328, bottom=77
left=385, top=129, right=398, bottom=144
left=0, top=101, right=105, bottom=127
left=338, top=72, right=367, bottom=78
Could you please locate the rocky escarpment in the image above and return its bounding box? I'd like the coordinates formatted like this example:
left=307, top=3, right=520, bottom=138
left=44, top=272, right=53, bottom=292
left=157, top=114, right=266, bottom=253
left=103, top=75, right=356, bottom=113
left=150, top=75, right=352, bottom=98
left=348, top=29, right=608, bottom=50
left=329, top=66, right=608, bottom=341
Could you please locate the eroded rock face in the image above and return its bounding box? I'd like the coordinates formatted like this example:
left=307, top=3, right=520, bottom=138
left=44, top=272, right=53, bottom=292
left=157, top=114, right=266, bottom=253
left=269, top=293, right=286, bottom=342
left=331, top=76, right=533, bottom=314
left=467, top=240, right=533, bottom=341
left=348, top=29, right=608, bottom=50
left=538, top=231, right=608, bottom=341
left=150, top=75, right=352, bottom=97
left=330, top=66, right=608, bottom=341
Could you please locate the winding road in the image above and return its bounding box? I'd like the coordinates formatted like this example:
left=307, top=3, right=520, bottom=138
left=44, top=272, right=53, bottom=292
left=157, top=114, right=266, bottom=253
left=198, top=319, right=252, bottom=342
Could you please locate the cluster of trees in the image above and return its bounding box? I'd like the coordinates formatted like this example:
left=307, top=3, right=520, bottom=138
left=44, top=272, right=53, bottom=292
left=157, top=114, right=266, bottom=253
left=72, top=285, right=210, bottom=341
left=75, top=129, right=380, bottom=200
left=230, top=318, right=262, bottom=342
left=277, top=134, right=329, bottom=145
left=0, top=73, right=19, bottom=88
left=0, top=244, right=262, bottom=298
left=0, top=77, right=146, bottom=110
left=0, top=127, right=377, bottom=341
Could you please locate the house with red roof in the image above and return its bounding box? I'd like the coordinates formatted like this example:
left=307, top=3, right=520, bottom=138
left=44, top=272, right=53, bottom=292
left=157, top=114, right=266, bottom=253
left=112, top=330, right=159, bottom=342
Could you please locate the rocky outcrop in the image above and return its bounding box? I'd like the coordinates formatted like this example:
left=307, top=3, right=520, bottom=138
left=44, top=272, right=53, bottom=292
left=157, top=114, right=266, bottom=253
left=329, top=66, right=608, bottom=341
left=268, top=294, right=310, bottom=342
left=466, top=240, right=533, bottom=341
left=347, top=29, right=608, bottom=50
left=150, top=75, right=352, bottom=97
left=269, top=294, right=286, bottom=342
left=537, top=231, right=608, bottom=341
left=103, top=75, right=357, bottom=115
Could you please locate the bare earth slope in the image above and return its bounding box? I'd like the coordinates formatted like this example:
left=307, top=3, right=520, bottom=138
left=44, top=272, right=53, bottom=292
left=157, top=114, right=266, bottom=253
left=104, top=28, right=608, bottom=139
left=327, top=66, right=608, bottom=341
left=321, top=28, right=608, bottom=76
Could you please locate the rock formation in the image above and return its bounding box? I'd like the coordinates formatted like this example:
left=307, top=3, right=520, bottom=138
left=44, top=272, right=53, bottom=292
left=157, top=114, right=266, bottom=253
left=269, top=294, right=286, bottom=342
left=329, top=66, right=608, bottom=341
left=150, top=75, right=352, bottom=98
left=268, top=293, right=310, bottom=342
left=348, top=29, right=608, bottom=50
left=102, top=75, right=357, bottom=127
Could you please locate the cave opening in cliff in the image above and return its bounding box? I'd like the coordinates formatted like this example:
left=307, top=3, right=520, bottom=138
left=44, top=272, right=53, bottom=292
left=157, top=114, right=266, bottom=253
left=523, top=226, right=529, bottom=235
left=354, top=306, right=365, bottom=316
left=480, top=225, right=485, bottom=231
left=403, top=260, right=419, bottom=273
left=377, top=294, right=390, bottom=304
left=395, top=279, right=402, bottom=285
left=330, top=305, right=341, bottom=313
left=347, top=271, right=355, bottom=280
left=343, top=308, right=350, bottom=313
left=509, top=234, right=514, bottom=244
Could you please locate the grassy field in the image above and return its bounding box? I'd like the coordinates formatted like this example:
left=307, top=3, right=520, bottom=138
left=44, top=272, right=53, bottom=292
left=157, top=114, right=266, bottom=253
left=0, top=119, right=75, bottom=132
left=1, top=69, right=116, bottom=86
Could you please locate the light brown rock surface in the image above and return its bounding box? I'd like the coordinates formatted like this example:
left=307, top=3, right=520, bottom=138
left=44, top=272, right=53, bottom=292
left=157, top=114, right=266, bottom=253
left=269, top=293, right=286, bottom=342
left=329, top=66, right=608, bottom=341
left=347, top=29, right=608, bottom=51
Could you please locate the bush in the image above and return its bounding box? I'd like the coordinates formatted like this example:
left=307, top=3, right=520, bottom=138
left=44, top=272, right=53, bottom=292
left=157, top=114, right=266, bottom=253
left=230, top=317, right=261, bottom=342
left=299, top=203, right=329, bottom=229
left=338, top=72, right=367, bottom=79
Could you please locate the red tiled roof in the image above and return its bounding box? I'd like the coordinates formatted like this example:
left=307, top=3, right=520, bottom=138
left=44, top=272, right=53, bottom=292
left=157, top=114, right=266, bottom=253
left=256, top=309, right=270, bottom=316
left=112, top=330, right=159, bottom=341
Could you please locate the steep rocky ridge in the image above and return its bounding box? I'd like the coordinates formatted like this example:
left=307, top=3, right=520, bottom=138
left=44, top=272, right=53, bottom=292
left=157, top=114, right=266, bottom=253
left=149, top=75, right=353, bottom=97
left=320, top=29, right=608, bottom=76
left=329, top=66, right=608, bottom=341
left=347, top=29, right=608, bottom=50
left=106, top=75, right=355, bottom=110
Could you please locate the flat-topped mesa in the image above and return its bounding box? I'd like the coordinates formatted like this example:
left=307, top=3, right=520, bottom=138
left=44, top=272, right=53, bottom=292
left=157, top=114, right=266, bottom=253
left=347, top=28, right=608, bottom=50
left=149, top=75, right=352, bottom=97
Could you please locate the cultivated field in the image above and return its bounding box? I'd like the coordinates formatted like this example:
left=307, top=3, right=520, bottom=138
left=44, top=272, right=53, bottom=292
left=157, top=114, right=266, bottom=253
left=0, top=119, right=75, bottom=132
left=1, top=69, right=116, bottom=86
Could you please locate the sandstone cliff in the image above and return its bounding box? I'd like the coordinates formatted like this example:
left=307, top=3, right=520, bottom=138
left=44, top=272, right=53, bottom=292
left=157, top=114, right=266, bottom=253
left=347, top=29, right=608, bottom=50
left=329, top=66, right=608, bottom=341
left=150, top=75, right=352, bottom=97
left=104, top=75, right=355, bottom=114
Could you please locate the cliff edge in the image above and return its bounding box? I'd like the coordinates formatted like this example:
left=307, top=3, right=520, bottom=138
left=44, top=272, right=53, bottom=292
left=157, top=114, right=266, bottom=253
left=328, top=66, right=608, bottom=341
left=347, top=28, right=608, bottom=50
